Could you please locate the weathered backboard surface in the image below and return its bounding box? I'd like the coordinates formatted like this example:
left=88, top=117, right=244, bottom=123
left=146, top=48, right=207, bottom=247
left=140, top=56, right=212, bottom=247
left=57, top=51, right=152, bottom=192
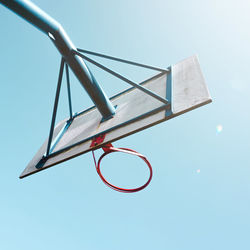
left=20, top=55, right=212, bottom=178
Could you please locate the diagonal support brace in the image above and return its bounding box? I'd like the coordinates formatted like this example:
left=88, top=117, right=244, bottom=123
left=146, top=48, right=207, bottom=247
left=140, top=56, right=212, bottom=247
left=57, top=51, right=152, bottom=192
left=73, top=50, right=169, bottom=105
left=45, top=58, right=65, bottom=157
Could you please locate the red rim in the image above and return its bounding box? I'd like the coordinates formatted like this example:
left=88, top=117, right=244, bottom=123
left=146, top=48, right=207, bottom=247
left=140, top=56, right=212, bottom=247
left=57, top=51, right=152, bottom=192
left=92, top=146, right=153, bottom=193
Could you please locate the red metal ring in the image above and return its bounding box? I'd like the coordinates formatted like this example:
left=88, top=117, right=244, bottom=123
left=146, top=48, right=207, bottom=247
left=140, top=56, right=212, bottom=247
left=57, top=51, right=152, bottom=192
left=93, top=147, right=153, bottom=193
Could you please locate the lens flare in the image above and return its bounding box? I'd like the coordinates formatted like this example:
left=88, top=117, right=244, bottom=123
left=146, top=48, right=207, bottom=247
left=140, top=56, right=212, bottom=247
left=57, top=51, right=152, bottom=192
left=216, top=125, right=223, bottom=133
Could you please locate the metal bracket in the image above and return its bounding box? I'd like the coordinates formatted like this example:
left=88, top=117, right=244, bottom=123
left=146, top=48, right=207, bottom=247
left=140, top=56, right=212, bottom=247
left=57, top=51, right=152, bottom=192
left=90, top=134, right=106, bottom=148
left=90, top=134, right=113, bottom=153
left=45, top=58, right=74, bottom=157
left=45, top=50, right=171, bottom=158
left=74, top=49, right=169, bottom=105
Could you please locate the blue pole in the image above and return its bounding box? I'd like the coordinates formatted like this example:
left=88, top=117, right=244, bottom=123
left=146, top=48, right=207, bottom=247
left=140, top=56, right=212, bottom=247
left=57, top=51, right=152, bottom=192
left=0, top=0, right=116, bottom=119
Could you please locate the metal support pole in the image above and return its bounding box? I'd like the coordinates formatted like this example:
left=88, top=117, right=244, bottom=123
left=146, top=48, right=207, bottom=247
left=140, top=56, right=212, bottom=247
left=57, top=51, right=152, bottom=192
left=46, top=58, right=64, bottom=157
left=77, top=48, right=169, bottom=73
left=0, top=0, right=116, bottom=119
left=65, top=64, right=73, bottom=120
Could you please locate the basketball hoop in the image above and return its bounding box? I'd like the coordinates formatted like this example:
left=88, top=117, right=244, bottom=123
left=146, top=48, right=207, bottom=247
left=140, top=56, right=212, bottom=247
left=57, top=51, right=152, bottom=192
left=92, top=143, right=153, bottom=193
left=1, top=0, right=211, bottom=194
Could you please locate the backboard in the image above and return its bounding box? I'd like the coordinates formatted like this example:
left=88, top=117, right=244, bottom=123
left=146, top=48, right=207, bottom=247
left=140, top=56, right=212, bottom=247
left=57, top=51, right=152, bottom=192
left=20, top=55, right=211, bottom=178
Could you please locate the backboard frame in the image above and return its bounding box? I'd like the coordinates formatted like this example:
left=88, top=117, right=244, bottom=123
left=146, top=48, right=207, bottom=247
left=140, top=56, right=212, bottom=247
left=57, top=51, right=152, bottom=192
left=20, top=54, right=211, bottom=178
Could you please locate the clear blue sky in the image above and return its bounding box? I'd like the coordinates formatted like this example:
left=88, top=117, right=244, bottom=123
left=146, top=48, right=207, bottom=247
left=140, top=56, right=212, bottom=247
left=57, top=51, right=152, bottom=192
left=1, top=0, right=250, bottom=249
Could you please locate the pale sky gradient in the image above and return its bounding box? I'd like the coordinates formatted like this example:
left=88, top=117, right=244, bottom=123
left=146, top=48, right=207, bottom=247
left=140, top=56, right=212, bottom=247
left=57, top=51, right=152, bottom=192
left=1, top=0, right=250, bottom=249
